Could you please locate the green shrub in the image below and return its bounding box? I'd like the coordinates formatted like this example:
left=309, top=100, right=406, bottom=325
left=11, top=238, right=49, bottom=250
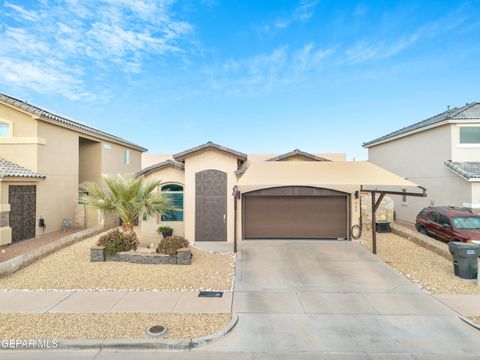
left=156, top=236, right=189, bottom=256
left=157, top=226, right=173, bottom=235
left=97, top=229, right=139, bottom=256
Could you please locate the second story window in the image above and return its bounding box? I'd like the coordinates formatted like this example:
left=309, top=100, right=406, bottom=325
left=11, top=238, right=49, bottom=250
left=124, top=149, right=130, bottom=165
left=0, top=121, right=11, bottom=137
left=460, top=127, right=480, bottom=144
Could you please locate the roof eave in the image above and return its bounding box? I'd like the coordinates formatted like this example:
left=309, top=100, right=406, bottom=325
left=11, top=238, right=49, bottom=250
left=0, top=176, right=46, bottom=181
left=173, top=142, right=247, bottom=162
left=363, top=120, right=452, bottom=148
left=135, top=160, right=184, bottom=177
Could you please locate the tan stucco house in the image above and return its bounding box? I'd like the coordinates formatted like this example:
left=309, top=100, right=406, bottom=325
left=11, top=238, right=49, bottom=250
left=138, top=142, right=415, bottom=244
left=364, top=102, right=480, bottom=223
left=0, top=93, right=146, bottom=245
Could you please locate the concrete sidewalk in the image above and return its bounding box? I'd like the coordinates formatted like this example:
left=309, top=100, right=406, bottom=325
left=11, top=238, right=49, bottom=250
left=435, top=294, right=480, bottom=317
left=0, top=290, right=232, bottom=314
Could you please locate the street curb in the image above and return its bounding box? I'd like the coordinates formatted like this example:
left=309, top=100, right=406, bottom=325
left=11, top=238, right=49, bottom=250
left=459, top=315, right=480, bottom=331
left=55, top=313, right=239, bottom=350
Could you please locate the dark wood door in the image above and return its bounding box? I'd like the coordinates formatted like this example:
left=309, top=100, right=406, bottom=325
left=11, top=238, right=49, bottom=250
left=244, top=195, right=348, bottom=239
left=9, top=185, right=36, bottom=242
left=195, top=170, right=227, bottom=242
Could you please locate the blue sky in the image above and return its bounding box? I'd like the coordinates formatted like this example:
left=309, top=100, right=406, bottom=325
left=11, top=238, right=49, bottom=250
left=0, top=0, right=479, bottom=159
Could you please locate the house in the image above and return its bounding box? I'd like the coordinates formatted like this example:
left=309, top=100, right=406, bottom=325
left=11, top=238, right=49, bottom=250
left=138, top=141, right=415, bottom=244
left=364, top=102, right=480, bottom=223
left=0, top=93, right=146, bottom=245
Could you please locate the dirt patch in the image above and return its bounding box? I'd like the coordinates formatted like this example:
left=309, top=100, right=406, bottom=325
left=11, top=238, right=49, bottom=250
left=362, top=232, right=480, bottom=295
left=0, top=313, right=231, bottom=339
left=0, top=230, right=235, bottom=291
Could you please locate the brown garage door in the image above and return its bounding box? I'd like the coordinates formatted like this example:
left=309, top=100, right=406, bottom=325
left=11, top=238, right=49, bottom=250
left=244, top=195, right=348, bottom=239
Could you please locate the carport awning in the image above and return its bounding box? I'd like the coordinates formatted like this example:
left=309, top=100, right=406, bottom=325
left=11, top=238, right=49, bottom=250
left=236, top=161, right=418, bottom=189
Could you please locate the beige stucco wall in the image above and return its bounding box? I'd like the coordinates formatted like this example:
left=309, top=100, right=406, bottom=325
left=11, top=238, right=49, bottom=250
left=368, top=124, right=472, bottom=222
left=183, top=149, right=238, bottom=243
left=79, top=139, right=102, bottom=184
left=102, top=142, right=142, bottom=176
left=470, top=183, right=480, bottom=210
left=37, top=120, right=80, bottom=236
left=0, top=104, right=40, bottom=171
left=140, top=166, right=185, bottom=237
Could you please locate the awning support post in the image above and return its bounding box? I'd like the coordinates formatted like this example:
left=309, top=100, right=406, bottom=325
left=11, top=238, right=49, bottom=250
left=371, top=191, right=385, bottom=255
left=362, top=185, right=427, bottom=255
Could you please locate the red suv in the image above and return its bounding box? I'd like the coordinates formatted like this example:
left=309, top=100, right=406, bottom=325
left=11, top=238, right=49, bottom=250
left=415, top=206, right=480, bottom=243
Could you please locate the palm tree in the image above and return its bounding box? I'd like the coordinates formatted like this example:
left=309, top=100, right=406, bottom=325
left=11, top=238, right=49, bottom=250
left=80, top=174, right=172, bottom=234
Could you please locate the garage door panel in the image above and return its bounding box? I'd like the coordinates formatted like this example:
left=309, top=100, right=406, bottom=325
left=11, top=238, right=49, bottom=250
left=244, top=195, right=347, bottom=239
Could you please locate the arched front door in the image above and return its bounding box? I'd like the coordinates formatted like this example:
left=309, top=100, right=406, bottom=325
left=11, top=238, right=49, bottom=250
left=195, top=170, right=227, bottom=242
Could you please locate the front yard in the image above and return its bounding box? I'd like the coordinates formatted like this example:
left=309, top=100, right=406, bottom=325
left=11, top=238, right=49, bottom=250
left=0, top=230, right=235, bottom=291
left=362, top=231, right=480, bottom=295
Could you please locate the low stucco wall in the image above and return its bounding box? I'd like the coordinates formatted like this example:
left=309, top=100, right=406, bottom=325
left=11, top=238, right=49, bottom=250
left=391, top=223, right=451, bottom=260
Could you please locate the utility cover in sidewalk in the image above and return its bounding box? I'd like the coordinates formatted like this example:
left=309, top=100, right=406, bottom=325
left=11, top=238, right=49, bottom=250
left=198, top=291, right=223, bottom=297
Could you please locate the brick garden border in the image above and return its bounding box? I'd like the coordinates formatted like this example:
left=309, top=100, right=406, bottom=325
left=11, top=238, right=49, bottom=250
left=90, top=246, right=192, bottom=265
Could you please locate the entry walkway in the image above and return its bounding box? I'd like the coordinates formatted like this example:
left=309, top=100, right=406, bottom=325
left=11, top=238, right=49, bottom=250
left=0, top=290, right=232, bottom=314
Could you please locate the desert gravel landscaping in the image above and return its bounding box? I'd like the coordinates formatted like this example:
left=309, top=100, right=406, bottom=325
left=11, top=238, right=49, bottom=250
left=0, top=313, right=231, bottom=339
left=362, top=231, right=480, bottom=295
left=0, top=230, right=235, bottom=291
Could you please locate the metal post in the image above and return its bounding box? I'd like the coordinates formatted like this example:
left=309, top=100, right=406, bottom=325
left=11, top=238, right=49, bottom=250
left=233, top=186, right=238, bottom=253
left=371, top=192, right=376, bottom=254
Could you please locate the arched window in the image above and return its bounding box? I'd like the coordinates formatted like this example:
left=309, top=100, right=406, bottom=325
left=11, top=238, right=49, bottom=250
left=0, top=121, right=10, bottom=137
left=161, top=184, right=184, bottom=221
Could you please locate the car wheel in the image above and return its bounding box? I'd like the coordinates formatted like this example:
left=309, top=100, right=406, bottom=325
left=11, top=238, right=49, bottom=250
left=418, top=226, right=428, bottom=236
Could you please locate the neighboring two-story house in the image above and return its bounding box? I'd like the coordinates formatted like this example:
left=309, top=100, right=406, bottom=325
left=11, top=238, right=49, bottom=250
left=0, top=93, right=146, bottom=245
left=364, top=102, right=480, bottom=223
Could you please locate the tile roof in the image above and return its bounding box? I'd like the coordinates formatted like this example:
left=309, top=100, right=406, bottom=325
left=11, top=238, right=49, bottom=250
left=267, top=149, right=330, bottom=162
left=135, top=159, right=184, bottom=176
left=0, top=158, right=45, bottom=179
left=0, top=92, right=147, bottom=152
left=364, top=102, right=480, bottom=147
left=444, top=161, right=480, bottom=181
left=173, top=141, right=247, bottom=162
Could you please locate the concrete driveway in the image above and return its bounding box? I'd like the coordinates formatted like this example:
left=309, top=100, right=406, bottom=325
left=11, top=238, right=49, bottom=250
left=197, top=240, right=480, bottom=358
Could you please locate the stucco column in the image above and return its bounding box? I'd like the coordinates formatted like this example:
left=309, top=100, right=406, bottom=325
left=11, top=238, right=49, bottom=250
left=0, top=182, right=12, bottom=245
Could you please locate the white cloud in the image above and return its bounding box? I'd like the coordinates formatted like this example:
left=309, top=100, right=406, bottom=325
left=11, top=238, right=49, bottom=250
left=4, top=2, right=39, bottom=21
left=207, top=43, right=335, bottom=94
left=264, top=0, right=319, bottom=32
left=343, top=13, right=468, bottom=64
left=0, top=0, right=194, bottom=101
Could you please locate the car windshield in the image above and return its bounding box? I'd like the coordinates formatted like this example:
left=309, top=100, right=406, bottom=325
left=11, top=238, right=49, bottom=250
left=451, top=216, right=480, bottom=229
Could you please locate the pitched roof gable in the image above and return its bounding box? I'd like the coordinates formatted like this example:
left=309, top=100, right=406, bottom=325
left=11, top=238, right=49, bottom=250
left=173, top=141, right=247, bottom=162
left=267, top=149, right=330, bottom=162
left=135, top=159, right=184, bottom=177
